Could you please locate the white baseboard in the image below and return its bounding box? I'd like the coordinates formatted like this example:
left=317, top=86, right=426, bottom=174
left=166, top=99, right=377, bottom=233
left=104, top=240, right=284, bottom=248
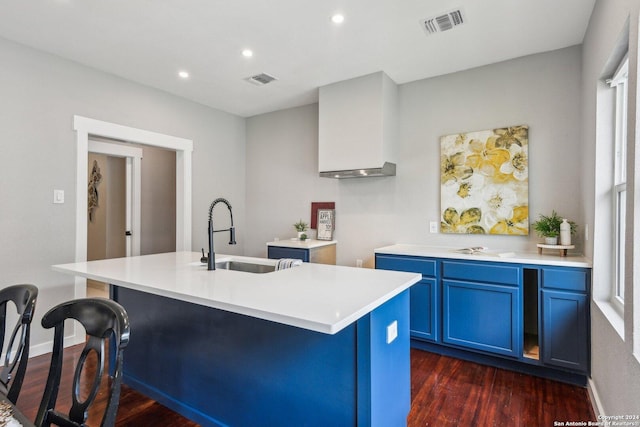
left=28, top=332, right=86, bottom=359
left=588, top=378, right=604, bottom=418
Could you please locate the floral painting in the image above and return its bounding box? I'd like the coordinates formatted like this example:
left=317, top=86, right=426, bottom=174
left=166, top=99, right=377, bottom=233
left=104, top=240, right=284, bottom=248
left=440, top=125, right=529, bottom=235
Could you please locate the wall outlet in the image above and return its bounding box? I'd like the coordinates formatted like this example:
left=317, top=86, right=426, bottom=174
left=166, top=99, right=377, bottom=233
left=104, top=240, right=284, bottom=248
left=386, top=320, right=398, bottom=344
left=356, top=259, right=363, bottom=268
left=53, top=189, right=64, bottom=204
left=429, top=221, right=438, bottom=233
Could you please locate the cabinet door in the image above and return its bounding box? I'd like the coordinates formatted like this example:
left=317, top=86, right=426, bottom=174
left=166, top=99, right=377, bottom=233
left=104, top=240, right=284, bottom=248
left=376, top=254, right=439, bottom=343
left=443, top=280, right=521, bottom=357
left=267, top=246, right=309, bottom=262
left=410, top=278, right=439, bottom=342
left=541, top=290, right=588, bottom=372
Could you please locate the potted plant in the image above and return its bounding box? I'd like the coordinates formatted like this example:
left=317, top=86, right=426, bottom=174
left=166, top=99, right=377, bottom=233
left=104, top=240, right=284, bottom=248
left=293, top=220, right=309, bottom=240
left=532, top=211, right=576, bottom=245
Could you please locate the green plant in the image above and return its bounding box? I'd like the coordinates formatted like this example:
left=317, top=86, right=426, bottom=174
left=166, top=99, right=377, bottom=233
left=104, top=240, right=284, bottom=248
left=300, top=233, right=308, bottom=241
left=293, top=220, right=308, bottom=232
left=532, top=211, right=577, bottom=238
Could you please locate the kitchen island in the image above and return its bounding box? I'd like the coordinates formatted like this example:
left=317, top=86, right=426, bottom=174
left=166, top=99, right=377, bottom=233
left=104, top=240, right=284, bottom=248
left=53, top=251, right=420, bottom=427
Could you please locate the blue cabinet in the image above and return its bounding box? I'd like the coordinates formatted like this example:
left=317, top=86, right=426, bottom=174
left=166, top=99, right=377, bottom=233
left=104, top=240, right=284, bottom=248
left=441, top=260, right=521, bottom=358
left=541, top=267, right=590, bottom=372
left=409, top=278, right=438, bottom=342
left=375, top=251, right=591, bottom=383
left=267, top=242, right=337, bottom=264
left=268, top=246, right=309, bottom=262
left=443, top=279, right=521, bottom=357
left=376, top=255, right=439, bottom=342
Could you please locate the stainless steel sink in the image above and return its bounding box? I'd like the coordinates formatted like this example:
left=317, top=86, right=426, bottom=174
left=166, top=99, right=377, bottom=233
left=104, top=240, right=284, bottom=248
left=214, top=260, right=275, bottom=274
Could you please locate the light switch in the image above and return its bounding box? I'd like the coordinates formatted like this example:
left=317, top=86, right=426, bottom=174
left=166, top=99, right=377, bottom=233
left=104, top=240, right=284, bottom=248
left=53, top=189, right=64, bottom=204
left=386, top=320, right=398, bottom=344
left=429, top=221, right=438, bottom=233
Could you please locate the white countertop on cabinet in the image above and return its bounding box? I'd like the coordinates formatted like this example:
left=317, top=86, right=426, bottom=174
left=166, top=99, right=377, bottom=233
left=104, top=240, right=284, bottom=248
left=267, top=239, right=337, bottom=249
left=53, top=251, right=419, bottom=335
left=375, top=244, right=592, bottom=268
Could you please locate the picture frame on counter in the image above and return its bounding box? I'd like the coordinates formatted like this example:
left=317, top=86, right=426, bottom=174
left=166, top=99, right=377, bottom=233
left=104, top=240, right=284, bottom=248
left=317, top=209, right=335, bottom=240
left=310, top=201, right=335, bottom=229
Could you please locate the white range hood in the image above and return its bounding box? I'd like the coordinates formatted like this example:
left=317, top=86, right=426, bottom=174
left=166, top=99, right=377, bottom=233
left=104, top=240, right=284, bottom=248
left=318, top=71, right=398, bottom=179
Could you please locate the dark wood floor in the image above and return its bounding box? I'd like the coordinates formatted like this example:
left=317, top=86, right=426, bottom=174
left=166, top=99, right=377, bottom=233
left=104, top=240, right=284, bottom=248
left=409, top=349, right=595, bottom=426
left=15, top=345, right=594, bottom=426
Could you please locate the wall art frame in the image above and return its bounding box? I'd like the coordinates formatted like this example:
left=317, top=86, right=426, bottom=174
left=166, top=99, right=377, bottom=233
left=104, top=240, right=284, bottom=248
left=440, top=125, right=529, bottom=235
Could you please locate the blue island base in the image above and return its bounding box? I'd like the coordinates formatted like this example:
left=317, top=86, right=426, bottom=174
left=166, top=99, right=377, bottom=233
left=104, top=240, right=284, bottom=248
left=112, top=286, right=410, bottom=427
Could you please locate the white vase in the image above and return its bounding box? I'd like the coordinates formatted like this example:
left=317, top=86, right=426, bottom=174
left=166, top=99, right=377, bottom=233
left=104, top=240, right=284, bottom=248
left=544, top=236, right=558, bottom=245
left=560, top=219, right=571, bottom=245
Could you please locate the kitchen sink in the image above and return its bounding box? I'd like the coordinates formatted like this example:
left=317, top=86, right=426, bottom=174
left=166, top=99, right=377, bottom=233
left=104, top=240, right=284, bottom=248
left=214, top=260, right=276, bottom=274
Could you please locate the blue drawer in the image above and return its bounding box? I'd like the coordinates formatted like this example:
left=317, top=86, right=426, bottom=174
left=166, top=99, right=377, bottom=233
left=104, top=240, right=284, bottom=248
left=267, top=246, right=309, bottom=262
left=542, top=268, right=589, bottom=292
left=442, top=260, right=519, bottom=286
left=375, top=255, right=437, bottom=277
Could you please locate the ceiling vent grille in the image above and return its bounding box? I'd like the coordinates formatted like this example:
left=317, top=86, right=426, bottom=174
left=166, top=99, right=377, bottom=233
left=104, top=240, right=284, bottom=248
left=421, top=9, right=465, bottom=35
left=246, top=73, right=278, bottom=86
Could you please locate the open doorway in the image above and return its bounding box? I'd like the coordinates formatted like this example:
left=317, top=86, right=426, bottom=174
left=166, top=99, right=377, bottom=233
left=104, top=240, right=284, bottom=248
left=86, top=140, right=177, bottom=298
left=73, top=116, right=192, bottom=323
left=87, top=152, right=127, bottom=297
left=87, top=138, right=142, bottom=298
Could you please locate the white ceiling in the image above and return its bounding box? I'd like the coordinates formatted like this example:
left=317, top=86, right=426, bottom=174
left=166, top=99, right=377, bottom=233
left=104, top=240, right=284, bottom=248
left=0, top=0, right=595, bottom=117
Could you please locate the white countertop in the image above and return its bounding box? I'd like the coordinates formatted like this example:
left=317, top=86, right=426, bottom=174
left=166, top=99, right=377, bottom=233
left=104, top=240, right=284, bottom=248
left=266, top=239, right=337, bottom=249
left=53, top=251, right=419, bottom=335
left=375, top=244, right=592, bottom=268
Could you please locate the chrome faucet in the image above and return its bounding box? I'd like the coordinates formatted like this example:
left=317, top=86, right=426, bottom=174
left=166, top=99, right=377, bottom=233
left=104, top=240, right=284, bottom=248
left=207, top=198, right=237, bottom=270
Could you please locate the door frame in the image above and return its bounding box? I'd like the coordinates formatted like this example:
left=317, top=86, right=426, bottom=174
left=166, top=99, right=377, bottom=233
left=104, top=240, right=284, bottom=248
left=74, top=116, right=193, bottom=303
left=88, top=139, right=143, bottom=257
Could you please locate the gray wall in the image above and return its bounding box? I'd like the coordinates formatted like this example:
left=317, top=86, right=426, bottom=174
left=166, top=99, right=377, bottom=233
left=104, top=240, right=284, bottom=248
left=0, top=36, right=246, bottom=354
left=139, top=145, right=176, bottom=255
left=246, top=103, right=337, bottom=257
left=246, top=46, right=584, bottom=268
left=581, top=0, right=640, bottom=416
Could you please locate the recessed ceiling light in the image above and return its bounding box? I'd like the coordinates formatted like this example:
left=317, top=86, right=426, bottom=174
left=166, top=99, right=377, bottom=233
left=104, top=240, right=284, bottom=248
left=242, top=49, right=253, bottom=58
left=331, top=14, right=345, bottom=24
left=178, top=70, right=189, bottom=79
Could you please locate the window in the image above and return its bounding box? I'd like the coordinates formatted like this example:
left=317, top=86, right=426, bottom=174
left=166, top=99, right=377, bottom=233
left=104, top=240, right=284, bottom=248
left=608, top=53, right=628, bottom=309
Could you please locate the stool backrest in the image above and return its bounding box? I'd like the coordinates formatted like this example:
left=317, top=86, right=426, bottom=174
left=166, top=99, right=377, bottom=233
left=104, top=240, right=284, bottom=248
left=0, top=284, right=38, bottom=404
left=35, top=298, right=130, bottom=427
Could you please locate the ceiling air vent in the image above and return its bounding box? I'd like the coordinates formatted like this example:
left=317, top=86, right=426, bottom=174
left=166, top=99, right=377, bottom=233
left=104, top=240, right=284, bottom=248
left=246, top=73, right=278, bottom=86
left=421, top=9, right=465, bottom=35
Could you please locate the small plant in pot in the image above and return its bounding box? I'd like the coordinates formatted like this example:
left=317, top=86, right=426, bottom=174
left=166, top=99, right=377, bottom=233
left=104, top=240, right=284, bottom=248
left=293, top=220, right=309, bottom=240
left=532, top=211, right=576, bottom=245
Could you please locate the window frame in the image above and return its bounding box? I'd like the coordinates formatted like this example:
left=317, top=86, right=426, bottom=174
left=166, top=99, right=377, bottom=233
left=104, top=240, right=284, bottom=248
left=609, top=53, right=629, bottom=313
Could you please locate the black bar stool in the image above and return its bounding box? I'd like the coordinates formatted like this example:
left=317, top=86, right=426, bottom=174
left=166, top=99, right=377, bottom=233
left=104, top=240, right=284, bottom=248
left=35, top=298, right=130, bottom=427
left=0, top=284, right=38, bottom=404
